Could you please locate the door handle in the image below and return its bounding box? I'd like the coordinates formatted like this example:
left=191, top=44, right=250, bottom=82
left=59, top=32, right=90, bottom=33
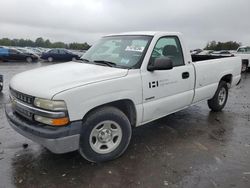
left=182, top=72, right=189, bottom=79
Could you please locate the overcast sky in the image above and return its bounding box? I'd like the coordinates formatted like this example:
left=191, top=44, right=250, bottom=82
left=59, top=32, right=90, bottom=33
left=0, top=0, right=249, bottom=49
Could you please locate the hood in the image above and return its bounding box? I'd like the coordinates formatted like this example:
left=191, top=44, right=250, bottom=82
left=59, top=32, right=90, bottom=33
left=10, top=62, right=128, bottom=99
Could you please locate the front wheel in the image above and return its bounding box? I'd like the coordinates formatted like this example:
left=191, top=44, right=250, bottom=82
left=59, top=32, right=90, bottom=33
left=208, top=81, right=228, bottom=112
left=79, top=106, right=132, bottom=163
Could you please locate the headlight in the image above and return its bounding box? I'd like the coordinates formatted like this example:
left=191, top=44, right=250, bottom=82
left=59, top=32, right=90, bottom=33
left=34, top=98, right=67, bottom=111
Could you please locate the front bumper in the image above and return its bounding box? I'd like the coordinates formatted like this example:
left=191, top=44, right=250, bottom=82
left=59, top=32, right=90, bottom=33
left=5, top=103, right=81, bottom=154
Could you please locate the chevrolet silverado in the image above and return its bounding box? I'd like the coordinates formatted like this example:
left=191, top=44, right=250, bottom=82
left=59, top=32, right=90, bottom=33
left=5, top=32, right=241, bottom=162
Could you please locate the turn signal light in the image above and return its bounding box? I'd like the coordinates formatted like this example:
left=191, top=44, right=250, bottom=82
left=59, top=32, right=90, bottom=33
left=34, top=115, right=69, bottom=126
left=51, top=117, right=69, bottom=126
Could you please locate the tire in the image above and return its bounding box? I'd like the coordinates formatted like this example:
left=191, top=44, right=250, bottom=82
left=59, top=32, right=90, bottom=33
left=48, top=57, right=53, bottom=62
left=0, top=86, right=2, bottom=92
left=241, top=61, right=248, bottom=73
left=208, top=81, right=228, bottom=112
left=72, top=57, right=76, bottom=61
left=26, top=57, right=32, bottom=63
left=79, top=106, right=132, bottom=163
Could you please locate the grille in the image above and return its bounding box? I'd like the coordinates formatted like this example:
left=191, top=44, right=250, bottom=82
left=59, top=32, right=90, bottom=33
left=10, top=88, right=35, bottom=121
left=10, top=88, right=34, bottom=105
left=15, top=105, right=33, bottom=120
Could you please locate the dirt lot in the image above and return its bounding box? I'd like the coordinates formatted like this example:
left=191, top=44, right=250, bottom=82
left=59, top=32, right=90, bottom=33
left=0, top=62, right=250, bottom=188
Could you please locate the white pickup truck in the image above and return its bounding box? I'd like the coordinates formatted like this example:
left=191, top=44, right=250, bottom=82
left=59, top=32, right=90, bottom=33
left=5, top=32, right=241, bottom=162
left=234, top=46, right=250, bottom=72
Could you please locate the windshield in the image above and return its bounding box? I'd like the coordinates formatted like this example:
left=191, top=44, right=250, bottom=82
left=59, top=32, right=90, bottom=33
left=17, top=49, right=27, bottom=53
left=81, top=35, right=152, bottom=69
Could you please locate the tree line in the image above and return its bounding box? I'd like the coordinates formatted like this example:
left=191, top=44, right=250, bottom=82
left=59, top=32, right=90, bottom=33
left=0, top=37, right=242, bottom=51
left=204, top=41, right=241, bottom=51
left=0, top=37, right=91, bottom=50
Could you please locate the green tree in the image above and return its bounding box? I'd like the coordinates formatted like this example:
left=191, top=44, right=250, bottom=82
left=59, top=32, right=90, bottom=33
left=35, top=37, right=45, bottom=47
left=51, top=42, right=66, bottom=48
left=0, top=38, right=12, bottom=46
left=204, top=41, right=241, bottom=50
left=0, top=37, right=91, bottom=50
left=44, top=39, right=51, bottom=48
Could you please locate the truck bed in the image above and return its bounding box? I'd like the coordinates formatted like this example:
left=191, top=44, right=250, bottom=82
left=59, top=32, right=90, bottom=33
left=192, top=56, right=241, bottom=104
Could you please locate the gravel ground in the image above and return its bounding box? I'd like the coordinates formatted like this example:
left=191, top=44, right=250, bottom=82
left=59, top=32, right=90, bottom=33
left=0, top=62, right=250, bottom=188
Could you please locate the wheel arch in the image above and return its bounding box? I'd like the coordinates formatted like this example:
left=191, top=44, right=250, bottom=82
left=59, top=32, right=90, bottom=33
left=220, top=74, right=233, bottom=88
left=242, top=59, right=249, bottom=66
left=82, top=99, right=137, bottom=128
left=242, top=59, right=249, bottom=72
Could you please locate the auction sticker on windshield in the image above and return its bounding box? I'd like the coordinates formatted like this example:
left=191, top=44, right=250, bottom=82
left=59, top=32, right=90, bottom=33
left=125, top=46, right=145, bottom=52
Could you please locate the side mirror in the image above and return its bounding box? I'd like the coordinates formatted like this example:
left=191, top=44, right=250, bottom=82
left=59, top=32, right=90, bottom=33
left=147, top=57, right=173, bottom=71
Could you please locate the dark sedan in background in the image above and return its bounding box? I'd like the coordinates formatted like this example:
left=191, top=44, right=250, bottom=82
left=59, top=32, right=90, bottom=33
left=41, top=48, right=80, bottom=62
left=0, top=47, right=39, bottom=62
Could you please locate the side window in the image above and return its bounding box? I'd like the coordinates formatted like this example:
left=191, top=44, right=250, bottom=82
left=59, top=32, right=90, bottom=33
left=50, top=49, right=59, bottom=54
left=150, top=36, right=184, bottom=67
left=9, top=49, right=19, bottom=54
left=59, top=49, right=66, bottom=54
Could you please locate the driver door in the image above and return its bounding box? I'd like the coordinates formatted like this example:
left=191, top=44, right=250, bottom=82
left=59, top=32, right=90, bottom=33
left=141, top=36, right=195, bottom=123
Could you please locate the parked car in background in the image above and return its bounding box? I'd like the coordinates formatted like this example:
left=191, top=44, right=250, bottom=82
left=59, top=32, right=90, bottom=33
left=69, top=49, right=86, bottom=57
left=15, top=47, right=40, bottom=58
left=41, top=48, right=80, bottom=62
left=191, top=49, right=202, bottom=55
left=0, top=75, right=3, bottom=92
left=0, top=47, right=39, bottom=62
left=211, top=50, right=234, bottom=57
left=25, top=47, right=43, bottom=56
left=234, top=46, right=250, bottom=72
left=197, top=50, right=214, bottom=55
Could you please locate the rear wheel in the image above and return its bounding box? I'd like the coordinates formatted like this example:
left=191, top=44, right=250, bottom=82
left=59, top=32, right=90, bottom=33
left=48, top=57, right=53, bottom=62
left=241, top=62, right=248, bottom=72
left=72, top=57, right=76, bottom=61
left=79, top=106, right=132, bottom=163
left=26, top=57, right=32, bottom=63
left=208, top=81, right=228, bottom=112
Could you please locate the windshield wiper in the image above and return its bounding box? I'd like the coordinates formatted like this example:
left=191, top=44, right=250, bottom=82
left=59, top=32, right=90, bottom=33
left=79, top=58, right=90, bottom=62
left=93, top=60, right=117, bottom=67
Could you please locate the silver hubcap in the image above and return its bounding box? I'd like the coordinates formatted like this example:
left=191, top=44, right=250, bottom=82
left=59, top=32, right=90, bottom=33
left=48, top=57, right=53, bottom=62
left=89, top=120, right=122, bottom=154
left=218, top=87, right=226, bottom=105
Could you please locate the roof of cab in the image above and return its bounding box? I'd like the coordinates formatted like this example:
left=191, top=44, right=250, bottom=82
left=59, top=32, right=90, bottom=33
left=105, top=31, right=182, bottom=37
